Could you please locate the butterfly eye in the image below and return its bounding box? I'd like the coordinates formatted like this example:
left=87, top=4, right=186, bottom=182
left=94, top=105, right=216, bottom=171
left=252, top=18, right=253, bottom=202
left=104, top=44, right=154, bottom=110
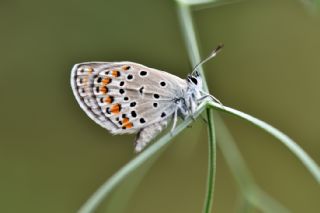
left=191, top=77, right=198, bottom=85
left=188, top=76, right=198, bottom=85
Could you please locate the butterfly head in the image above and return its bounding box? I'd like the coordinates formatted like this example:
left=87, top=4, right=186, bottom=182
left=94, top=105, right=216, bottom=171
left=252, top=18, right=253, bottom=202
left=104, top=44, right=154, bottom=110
left=183, top=72, right=204, bottom=115
left=187, top=72, right=203, bottom=91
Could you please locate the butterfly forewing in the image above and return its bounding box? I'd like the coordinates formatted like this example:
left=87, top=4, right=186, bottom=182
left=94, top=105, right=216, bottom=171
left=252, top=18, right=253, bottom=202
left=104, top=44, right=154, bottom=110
left=71, top=62, right=188, bottom=134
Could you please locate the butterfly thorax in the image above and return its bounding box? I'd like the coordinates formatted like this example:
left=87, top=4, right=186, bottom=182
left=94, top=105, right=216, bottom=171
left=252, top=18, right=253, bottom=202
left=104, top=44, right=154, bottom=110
left=175, top=74, right=203, bottom=118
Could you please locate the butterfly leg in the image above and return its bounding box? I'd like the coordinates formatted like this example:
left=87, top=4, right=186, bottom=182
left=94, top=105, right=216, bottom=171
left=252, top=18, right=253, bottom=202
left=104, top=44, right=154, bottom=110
left=170, top=107, right=179, bottom=135
left=198, top=91, right=223, bottom=106
left=134, top=120, right=168, bottom=153
left=186, top=97, right=196, bottom=121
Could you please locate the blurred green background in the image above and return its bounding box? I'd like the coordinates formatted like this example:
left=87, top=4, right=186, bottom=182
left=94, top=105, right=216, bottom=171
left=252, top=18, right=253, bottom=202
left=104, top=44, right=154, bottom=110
left=0, top=0, right=319, bottom=212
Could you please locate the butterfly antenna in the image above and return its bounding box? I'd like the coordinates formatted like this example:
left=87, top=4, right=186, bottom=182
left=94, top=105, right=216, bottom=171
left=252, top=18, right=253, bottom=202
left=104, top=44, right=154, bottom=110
left=191, top=43, right=224, bottom=76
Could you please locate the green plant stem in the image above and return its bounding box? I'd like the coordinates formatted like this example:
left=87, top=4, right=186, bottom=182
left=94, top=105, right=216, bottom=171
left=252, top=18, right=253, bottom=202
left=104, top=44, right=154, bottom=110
left=204, top=109, right=216, bottom=213
left=209, top=102, right=320, bottom=183
left=178, top=0, right=244, bottom=11
left=235, top=192, right=255, bottom=213
left=176, top=3, right=217, bottom=213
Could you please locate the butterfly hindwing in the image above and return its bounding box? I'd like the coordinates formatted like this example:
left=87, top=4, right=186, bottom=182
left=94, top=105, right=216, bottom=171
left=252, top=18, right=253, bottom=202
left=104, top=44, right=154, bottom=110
left=71, top=62, right=123, bottom=134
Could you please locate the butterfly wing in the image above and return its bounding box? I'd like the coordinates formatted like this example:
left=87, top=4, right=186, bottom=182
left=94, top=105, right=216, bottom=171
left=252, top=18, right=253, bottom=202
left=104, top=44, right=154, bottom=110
left=71, top=62, right=120, bottom=133
left=70, top=61, right=188, bottom=135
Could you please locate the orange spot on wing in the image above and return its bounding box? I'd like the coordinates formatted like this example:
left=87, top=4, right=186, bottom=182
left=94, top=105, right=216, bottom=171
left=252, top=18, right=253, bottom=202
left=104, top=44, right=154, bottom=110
left=112, top=70, right=120, bottom=77
left=100, top=86, right=108, bottom=94
left=110, top=104, right=121, bottom=114
left=122, top=117, right=129, bottom=124
left=102, top=78, right=111, bottom=85
left=122, top=66, right=130, bottom=71
left=104, top=96, right=114, bottom=103
left=123, top=122, right=133, bottom=129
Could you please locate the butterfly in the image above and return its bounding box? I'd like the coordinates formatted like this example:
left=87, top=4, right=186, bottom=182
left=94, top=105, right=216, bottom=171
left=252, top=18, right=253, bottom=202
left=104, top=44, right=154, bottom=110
left=70, top=45, right=223, bottom=152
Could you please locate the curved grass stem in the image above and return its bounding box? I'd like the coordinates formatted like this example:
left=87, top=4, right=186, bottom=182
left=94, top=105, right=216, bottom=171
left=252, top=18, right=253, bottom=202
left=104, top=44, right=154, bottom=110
left=208, top=101, right=320, bottom=183
left=203, top=108, right=216, bottom=213
left=176, top=3, right=217, bottom=212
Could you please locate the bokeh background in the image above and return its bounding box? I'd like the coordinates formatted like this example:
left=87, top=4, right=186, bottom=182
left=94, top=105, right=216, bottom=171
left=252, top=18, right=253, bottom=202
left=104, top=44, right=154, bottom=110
left=0, top=0, right=319, bottom=212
